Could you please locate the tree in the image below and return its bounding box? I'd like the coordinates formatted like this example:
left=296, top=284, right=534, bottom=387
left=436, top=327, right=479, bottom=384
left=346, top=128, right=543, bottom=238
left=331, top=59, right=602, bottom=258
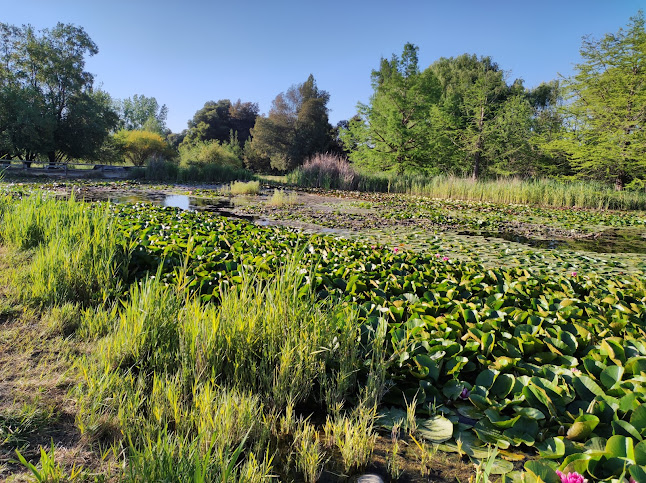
left=117, top=94, right=168, bottom=134
left=429, top=54, right=515, bottom=178
left=0, top=22, right=117, bottom=162
left=183, top=99, right=258, bottom=146
left=113, top=130, right=173, bottom=166
left=342, top=43, right=441, bottom=174
left=245, top=75, right=332, bottom=172
left=548, top=11, right=646, bottom=189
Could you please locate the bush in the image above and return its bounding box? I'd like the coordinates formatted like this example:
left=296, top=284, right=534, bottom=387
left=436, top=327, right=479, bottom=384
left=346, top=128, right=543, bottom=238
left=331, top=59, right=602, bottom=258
left=179, top=140, right=243, bottom=169
left=230, top=180, right=260, bottom=195
left=140, top=159, right=254, bottom=184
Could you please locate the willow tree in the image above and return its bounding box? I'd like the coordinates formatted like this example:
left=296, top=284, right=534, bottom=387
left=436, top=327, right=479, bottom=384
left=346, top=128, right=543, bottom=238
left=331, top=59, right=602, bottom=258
left=245, top=75, right=332, bottom=172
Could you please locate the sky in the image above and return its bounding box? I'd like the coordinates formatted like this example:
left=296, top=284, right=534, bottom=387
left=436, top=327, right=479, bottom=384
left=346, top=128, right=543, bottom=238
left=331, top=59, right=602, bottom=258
left=3, top=0, right=644, bottom=133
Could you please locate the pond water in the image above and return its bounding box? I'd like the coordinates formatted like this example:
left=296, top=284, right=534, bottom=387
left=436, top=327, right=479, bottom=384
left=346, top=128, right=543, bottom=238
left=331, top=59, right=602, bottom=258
left=459, top=229, right=646, bottom=255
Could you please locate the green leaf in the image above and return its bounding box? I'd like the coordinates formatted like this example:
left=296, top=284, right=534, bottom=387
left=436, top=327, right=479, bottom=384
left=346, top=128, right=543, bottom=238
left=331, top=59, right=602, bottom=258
left=600, top=365, right=624, bottom=389
left=417, top=415, right=453, bottom=443
left=559, top=453, right=591, bottom=475
left=512, top=407, right=545, bottom=420
left=605, top=434, right=635, bottom=461
left=566, top=414, right=600, bottom=441
left=523, top=460, right=561, bottom=483
left=536, top=437, right=566, bottom=459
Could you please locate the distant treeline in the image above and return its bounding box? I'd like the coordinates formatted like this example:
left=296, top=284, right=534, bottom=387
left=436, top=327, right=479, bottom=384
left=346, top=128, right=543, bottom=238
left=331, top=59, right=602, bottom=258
left=1, top=12, right=645, bottom=189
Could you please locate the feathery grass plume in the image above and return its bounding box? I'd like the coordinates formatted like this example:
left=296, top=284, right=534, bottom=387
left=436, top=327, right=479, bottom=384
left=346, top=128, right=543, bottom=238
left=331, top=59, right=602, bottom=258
left=288, top=153, right=358, bottom=190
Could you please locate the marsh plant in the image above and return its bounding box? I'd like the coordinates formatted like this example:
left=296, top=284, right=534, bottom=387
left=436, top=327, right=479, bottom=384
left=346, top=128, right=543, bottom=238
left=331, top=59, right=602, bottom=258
left=76, top=257, right=369, bottom=480
left=229, top=180, right=260, bottom=195
left=1, top=193, right=128, bottom=306
left=267, top=188, right=298, bottom=206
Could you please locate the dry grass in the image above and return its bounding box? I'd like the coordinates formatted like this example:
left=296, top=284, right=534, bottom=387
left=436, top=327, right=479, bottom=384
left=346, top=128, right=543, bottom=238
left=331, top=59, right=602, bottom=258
left=0, top=248, right=116, bottom=481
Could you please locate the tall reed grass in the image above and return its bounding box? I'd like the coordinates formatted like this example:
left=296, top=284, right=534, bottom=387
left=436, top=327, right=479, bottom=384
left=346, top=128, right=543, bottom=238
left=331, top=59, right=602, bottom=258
left=140, top=159, right=255, bottom=184
left=288, top=155, right=646, bottom=210
left=76, top=258, right=382, bottom=479
left=1, top=193, right=129, bottom=306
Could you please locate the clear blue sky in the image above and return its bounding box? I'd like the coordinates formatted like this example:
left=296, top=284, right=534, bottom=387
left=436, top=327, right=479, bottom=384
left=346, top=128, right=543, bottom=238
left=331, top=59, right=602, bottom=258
left=3, top=0, right=644, bottom=133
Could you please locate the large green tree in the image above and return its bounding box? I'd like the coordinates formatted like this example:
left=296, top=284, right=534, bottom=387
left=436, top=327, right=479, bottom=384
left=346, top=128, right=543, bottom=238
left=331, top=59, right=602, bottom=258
left=342, top=43, right=441, bottom=174
left=183, top=99, right=258, bottom=147
left=245, top=75, right=332, bottom=172
left=429, top=54, right=520, bottom=178
left=0, top=22, right=117, bottom=162
left=117, top=94, right=168, bottom=134
left=547, top=11, right=646, bottom=189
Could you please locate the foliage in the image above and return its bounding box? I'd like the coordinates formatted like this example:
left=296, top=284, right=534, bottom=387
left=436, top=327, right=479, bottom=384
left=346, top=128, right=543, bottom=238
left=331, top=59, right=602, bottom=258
left=343, top=43, right=441, bottom=174
left=141, top=158, right=254, bottom=183
left=245, top=74, right=333, bottom=172
left=116, top=94, right=168, bottom=135
left=428, top=54, right=525, bottom=178
left=114, top=129, right=175, bottom=166
left=230, top=180, right=260, bottom=195
left=183, top=99, right=258, bottom=147
left=288, top=153, right=358, bottom=190
left=0, top=22, right=118, bottom=162
left=1, top=193, right=128, bottom=305
left=545, top=11, right=646, bottom=189
left=178, top=139, right=242, bottom=169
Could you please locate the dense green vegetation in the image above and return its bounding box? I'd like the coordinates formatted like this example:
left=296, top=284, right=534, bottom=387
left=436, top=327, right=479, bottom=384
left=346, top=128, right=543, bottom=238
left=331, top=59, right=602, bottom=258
left=0, top=190, right=645, bottom=481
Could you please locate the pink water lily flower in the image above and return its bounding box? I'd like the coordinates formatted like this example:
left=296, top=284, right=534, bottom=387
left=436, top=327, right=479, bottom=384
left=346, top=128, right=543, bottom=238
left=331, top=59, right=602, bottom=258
left=442, top=256, right=450, bottom=261
left=571, top=271, right=577, bottom=276
left=556, top=470, right=587, bottom=483
left=393, top=247, right=399, bottom=253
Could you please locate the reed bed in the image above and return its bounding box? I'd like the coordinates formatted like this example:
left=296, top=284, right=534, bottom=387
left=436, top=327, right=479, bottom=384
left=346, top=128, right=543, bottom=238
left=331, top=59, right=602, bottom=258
left=288, top=155, right=646, bottom=210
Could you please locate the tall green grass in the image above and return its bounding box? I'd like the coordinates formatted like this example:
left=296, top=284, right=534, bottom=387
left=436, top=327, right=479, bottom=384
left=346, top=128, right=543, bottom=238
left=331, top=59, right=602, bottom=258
left=140, top=159, right=255, bottom=184
left=76, top=259, right=383, bottom=479
left=0, top=193, right=129, bottom=306
left=289, top=159, right=646, bottom=210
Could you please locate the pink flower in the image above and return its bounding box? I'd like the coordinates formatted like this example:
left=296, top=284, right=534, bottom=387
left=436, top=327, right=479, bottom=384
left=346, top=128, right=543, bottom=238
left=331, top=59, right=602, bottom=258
left=556, top=471, right=587, bottom=483
left=442, top=256, right=449, bottom=261
left=393, top=247, right=399, bottom=253
left=435, top=253, right=441, bottom=258
left=630, top=478, right=636, bottom=483
left=571, top=271, right=577, bottom=277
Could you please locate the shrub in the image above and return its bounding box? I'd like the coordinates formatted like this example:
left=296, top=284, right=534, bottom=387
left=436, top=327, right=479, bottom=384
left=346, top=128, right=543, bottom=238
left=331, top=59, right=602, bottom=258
left=179, top=140, right=242, bottom=169
left=230, top=180, right=260, bottom=195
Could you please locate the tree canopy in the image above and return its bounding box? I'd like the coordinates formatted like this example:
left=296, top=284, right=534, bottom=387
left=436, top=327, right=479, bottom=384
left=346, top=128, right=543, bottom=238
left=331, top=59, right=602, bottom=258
left=116, top=94, right=168, bottom=135
left=245, top=74, right=333, bottom=172
left=0, top=22, right=117, bottom=162
left=545, top=10, right=646, bottom=189
left=183, top=99, right=258, bottom=147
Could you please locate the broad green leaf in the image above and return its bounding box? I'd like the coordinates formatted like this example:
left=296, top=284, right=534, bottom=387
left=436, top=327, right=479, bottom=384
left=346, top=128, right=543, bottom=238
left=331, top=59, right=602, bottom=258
left=600, top=365, right=624, bottom=389
left=523, top=460, right=561, bottom=483
left=605, top=434, right=635, bottom=461
left=566, top=414, right=600, bottom=441
left=536, top=437, right=566, bottom=459
left=417, top=415, right=453, bottom=443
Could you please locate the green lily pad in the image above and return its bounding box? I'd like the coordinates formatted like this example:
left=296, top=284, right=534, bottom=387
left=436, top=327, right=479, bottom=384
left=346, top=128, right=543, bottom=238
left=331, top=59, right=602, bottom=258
left=417, top=415, right=453, bottom=443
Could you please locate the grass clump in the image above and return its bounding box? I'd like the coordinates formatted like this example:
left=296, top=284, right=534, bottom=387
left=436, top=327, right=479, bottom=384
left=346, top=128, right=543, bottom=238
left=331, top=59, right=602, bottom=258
left=0, top=193, right=128, bottom=306
left=230, top=180, right=260, bottom=195
left=140, top=158, right=255, bottom=184
left=75, top=257, right=375, bottom=479
left=267, top=189, right=298, bottom=206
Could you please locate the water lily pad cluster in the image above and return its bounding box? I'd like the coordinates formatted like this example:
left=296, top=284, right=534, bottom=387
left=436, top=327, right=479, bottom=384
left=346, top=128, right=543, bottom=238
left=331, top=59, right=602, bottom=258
left=113, top=203, right=646, bottom=480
